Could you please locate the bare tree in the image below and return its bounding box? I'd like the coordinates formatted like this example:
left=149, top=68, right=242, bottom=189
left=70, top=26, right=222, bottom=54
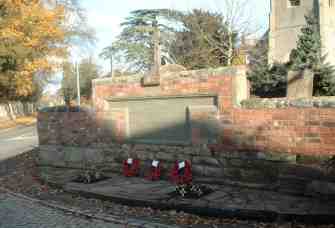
left=207, top=0, right=261, bottom=65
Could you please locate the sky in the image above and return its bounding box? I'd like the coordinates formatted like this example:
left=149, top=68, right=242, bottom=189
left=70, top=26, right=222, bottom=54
left=47, top=0, right=270, bottom=94
left=81, top=0, right=271, bottom=74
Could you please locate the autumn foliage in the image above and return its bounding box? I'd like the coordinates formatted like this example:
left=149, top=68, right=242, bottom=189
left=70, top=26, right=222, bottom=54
left=0, top=0, right=67, bottom=100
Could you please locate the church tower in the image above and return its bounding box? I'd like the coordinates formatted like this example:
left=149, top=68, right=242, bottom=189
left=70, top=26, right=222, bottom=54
left=269, top=0, right=335, bottom=65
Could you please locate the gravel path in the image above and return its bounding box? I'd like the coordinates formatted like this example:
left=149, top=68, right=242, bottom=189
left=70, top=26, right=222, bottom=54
left=0, top=191, right=124, bottom=228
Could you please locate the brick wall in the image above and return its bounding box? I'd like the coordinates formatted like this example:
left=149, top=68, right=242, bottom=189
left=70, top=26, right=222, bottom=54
left=89, top=67, right=335, bottom=157
left=220, top=107, right=335, bottom=156
left=92, top=67, right=237, bottom=113
left=37, top=66, right=335, bottom=193
left=37, top=66, right=335, bottom=157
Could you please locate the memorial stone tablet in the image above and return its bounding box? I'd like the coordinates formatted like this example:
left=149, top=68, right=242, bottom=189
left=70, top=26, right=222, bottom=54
left=108, top=95, right=217, bottom=144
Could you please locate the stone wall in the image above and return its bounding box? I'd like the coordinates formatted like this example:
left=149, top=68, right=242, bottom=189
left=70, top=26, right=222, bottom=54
left=0, top=102, right=36, bottom=121
left=37, top=108, right=334, bottom=196
left=37, top=66, right=335, bottom=195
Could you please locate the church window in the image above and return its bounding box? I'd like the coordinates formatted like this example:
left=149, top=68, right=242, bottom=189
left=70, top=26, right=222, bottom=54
left=288, top=0, right=301, bottom=7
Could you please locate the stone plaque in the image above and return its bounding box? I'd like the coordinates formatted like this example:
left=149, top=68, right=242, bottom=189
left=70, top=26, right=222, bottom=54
left=287, top=69, right=314, bottom=98
left=107, top=95, right=217, bottom=144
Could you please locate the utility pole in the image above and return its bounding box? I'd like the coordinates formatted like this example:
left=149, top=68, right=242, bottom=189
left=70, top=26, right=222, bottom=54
left=110, top=55, right=114, bottom=78
left=76, top=61, right=81, bottom=107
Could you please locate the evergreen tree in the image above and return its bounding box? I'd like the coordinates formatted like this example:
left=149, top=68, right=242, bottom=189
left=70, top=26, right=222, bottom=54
left=291, top=13, right=322, bottom=70
left=314, top=57, right=335, bottom=96
left=102, top=9, right=234, bottom=72
left=248, top=13, right=335, bottom=97
left=290, top=13, right=335, bottom=96
left=107, top=9, right=175, bottom=73
left=247, top=36, right=287, bottom=97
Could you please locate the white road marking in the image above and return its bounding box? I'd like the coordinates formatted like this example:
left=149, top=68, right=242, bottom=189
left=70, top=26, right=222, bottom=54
left=0, top=132, right=37, bottom=142
left=2, top=136, right=36, bottom=142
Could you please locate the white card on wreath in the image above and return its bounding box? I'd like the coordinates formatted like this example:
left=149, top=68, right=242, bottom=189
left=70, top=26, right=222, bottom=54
left=127, top=158, right=133, bottom=165
left=178, top=161, right=185, bottom=169
left=152, top=160, right=159, bottom=167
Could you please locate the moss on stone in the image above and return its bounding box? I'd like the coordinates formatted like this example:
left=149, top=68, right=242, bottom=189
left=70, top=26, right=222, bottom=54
left=241, top=97, right=335, bottom=109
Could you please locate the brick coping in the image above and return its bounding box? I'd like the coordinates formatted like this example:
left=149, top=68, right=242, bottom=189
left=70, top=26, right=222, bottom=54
left=106, top=93, right=218, bottom=102
left=92, top=66, right=246, bottom=86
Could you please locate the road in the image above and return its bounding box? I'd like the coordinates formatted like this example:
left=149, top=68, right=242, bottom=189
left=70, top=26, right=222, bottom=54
left=0, top=125, right=38, bottom=161
left=0, top=126, right=126, bottom=228
left=0, top=191, right=124, bottom=228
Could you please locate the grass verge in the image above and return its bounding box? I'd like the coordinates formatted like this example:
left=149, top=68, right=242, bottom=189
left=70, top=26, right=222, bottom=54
left=0, top=114, right=36, bottom=130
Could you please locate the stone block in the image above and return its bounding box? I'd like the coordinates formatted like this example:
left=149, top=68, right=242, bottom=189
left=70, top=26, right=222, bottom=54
left=102, top=162, right=123, bottom=173
left=182, top=147, right=198, bottom=155
left=142, top=75, right=160, bottom=87
left=107, top=95, right=216, bottom=145
left=38, top=147, right=65, bottom=167
left=278, top=175, right=308, bottom=195
left=84, top=148, right=105, bottom=164
left=223, top=168, right=242, bottom=180
left=135, top=150, right=155, bottom=161
left=65, top=161, right=85, bottom=169
left=203, top=166, right=224, bottom=178
left=103, top=154, right=116, bottom=163
left=192, top=165, right=205, bottom=176
left=257, top=152, right=297, bottom=163
left=232, top=67, right=249, bottom=107
left=296, top=154, right=331, bottom=165
left=227, top=155, right=278, bottom=170
left=64, top=147, right=85, bottom=163
left=287, top=69, right=314, bottom=99
left=192, top=156, right=220, bottom=167
left=227, top=158, right=245, bottom=167
left=156, top=152, right=177, bottom=162
left=198, top=145, right=212, bottom=156
left=240, top=168, right=278, bottom=183
left=306, top=181, right=335, bottom=196
left=278, top=163, right=325, bottom=180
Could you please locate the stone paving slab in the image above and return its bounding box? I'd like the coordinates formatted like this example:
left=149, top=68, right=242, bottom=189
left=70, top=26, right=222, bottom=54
left=60, top=174, right=335, bottom=224
left=0, top=190, right=124, bottom=228
left=0, top=188, right=185, bottom=228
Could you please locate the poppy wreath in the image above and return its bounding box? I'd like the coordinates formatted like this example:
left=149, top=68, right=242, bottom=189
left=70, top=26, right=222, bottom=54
left=123, top=158, right=140, bottom=177
left=146, top=160, right=161, bottom=181
left=170, top=160, right=192, bottom=184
